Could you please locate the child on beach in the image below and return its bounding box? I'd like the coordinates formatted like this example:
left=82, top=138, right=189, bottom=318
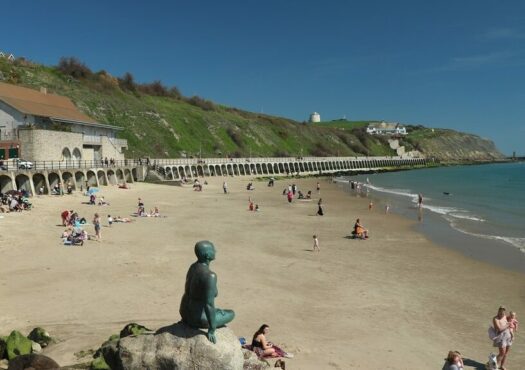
left=385, top=204, right=390, bottom=214
left=313, top=235, right=320, bottom=252
left=368, top=201, right=373, bottom=211
left=507, top=311, right=519, bottom=340
left=107, top=215, right=113, bottom=227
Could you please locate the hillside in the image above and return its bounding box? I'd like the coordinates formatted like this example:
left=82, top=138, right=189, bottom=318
left=0, top=57, right=504, bottom=161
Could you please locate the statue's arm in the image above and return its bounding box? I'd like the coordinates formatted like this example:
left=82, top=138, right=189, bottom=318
left=204, top=273, right=218, bottom=343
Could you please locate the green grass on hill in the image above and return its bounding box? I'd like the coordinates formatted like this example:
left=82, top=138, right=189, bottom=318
left=0, top=57, right=503, bottom=160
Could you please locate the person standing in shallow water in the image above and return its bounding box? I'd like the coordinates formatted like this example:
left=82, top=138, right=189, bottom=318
left=418, top=193, right=423, bottom=208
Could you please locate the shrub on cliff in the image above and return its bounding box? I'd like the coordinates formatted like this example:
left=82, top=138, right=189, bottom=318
left=57, top=57, right=93, bottom=79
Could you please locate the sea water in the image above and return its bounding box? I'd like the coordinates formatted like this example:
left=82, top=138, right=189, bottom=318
left=338, top=162, right=525, bottom=271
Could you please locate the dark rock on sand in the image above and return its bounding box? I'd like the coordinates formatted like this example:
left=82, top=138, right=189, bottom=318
left=7, top=354, right=59, bottom=370
left=27, top=328, right=52, bottom=348
left=0, top=336, right=7, bottom=359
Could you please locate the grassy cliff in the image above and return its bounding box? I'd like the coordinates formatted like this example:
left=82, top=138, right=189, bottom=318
left=0, top=57, right=504, bottom=161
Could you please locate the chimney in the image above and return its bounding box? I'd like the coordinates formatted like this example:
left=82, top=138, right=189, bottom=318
left=40, top=87, right=47, bottom=95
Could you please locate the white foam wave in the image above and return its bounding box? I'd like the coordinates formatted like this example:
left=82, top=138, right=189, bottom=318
left=364, top=184, right=485, bottom=223
left=364, top=184, right=418, bottom=199
left=445, top=217, right=525, bottom=253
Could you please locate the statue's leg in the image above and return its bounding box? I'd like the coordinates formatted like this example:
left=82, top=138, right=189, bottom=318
left=214, top=309, right=235, bottom=327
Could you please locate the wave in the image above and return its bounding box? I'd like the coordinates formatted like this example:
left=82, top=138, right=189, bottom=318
left=363, top=184, right=485, bottom=222
left=445, top=217, right=525, bottom=253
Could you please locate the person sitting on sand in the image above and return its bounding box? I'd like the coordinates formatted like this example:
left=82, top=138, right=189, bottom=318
left=353, top=218, right=369, bottom=239
left=251, top=324, right=293, bottom=359
left=98, top=196, right=109, bottom=206
left=118, top=183, right=129, bottom=189
left=442, top=350, right=464, bottom=370
left=306, top=190, right=312, bottom=199
left=255, top=204, right=260, bottom=212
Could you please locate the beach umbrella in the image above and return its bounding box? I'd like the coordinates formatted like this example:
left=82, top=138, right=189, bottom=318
left=87, top=188, right=99, bottom=195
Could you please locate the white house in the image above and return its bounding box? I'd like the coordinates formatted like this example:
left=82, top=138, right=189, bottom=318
left=0, top=82, right=127, bottom=162
left=0, top=52, right=15, bottom=62
left=366, top=121, right=407, bottom=135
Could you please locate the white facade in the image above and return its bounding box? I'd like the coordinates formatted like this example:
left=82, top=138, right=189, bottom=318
left=366, top=121, right=407, bottom=135
left=309, top=112, right=321, bottom=123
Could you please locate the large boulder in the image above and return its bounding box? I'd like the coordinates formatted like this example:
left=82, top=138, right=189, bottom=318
left=27, top=328, right=52, bottom=348
left=5, top=332, right=31, bottom=360
left=7, top=354, right=59, bottom=370
left=102, top=322, right=243, bottom=370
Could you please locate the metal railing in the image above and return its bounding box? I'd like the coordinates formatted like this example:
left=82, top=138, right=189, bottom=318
left=0, top=159, right=143, bottom=172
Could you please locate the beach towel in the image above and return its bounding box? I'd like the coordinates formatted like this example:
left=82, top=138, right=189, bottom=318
left=242, top=344, right=292, bottom=359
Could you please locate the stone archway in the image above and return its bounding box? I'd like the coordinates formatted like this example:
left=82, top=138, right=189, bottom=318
left=107, top=170, right=117, bottom=185
left=87, top=170, right=97, bottom=186
left=97, top=170, right=107, bottom=186
left=75, top=171, right=86, bottom=189
left=15, top=174, right=31, bottom=194
left=48, top=172, right=60, bottom=188
left=33, top=173, right=47, bottom=194
left=0, top=175, right=14, bottom=193
left=62, top=171, right=75, bottom=189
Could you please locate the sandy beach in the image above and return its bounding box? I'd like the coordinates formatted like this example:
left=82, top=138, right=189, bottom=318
left=1, top=176, right=524, bottom=369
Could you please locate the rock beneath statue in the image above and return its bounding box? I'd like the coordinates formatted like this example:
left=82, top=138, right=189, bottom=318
left=7, top=354, right=60, bottom=370
left=102, top=322, right=243, bottom=370
left=241, top=348, right=271, bottom=369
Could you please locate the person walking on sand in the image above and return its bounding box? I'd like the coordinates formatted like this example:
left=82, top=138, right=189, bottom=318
left=491, top=305, right=513, bottom=369
left=313, top=235, right=320, bottom=252
left=93, top=213, right=101, bottom=241
left=223, top=181, right=228, bottom=194
left=287, top=190, right=293, bottom=203
left=317, top=198, right=324, bottom=216
left=368, top=201, right=373, bottom=211
left=316, top=182, right=320, bottom=194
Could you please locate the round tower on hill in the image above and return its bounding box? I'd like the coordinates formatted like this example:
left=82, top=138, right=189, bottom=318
left=309, top=112, right=321, bottom=123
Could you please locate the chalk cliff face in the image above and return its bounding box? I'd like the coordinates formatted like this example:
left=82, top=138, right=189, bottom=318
left=410, top=129, right=505, bottom=161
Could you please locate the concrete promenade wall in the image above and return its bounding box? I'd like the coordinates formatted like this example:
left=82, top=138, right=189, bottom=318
left=0, top=156, right=430, bottom=194
left=150, top=156, right=430, bottom=180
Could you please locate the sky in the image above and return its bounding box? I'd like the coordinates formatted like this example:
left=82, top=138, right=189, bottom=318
left=2, top=0, right=524, bottom=155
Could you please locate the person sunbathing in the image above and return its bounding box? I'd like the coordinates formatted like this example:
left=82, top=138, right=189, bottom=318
left=353, top=218, right=369, bottom=239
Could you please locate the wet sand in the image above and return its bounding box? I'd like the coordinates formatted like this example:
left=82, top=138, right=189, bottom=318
left=0, top=177, right=523, bottom=369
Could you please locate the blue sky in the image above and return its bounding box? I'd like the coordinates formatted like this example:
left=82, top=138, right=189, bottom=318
left=2, top=1, right=524, bottom=154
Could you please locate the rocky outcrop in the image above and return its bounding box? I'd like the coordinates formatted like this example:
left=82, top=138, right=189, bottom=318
left=6, top=354, right=59, bottom=370
left=101, top=322, right=243, bottom=370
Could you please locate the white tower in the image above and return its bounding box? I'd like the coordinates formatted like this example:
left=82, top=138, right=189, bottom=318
left=309, top=112, right=321, bottom=123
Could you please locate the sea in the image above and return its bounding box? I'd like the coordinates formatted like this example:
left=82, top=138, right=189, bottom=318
left=336, top=162, right=525, bottom=273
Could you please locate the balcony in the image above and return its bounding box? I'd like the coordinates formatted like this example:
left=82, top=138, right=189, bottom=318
left=83, top=134, right=102, bottom=144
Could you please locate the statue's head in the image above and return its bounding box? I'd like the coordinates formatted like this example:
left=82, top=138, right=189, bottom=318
left=195, top=240, right=216, bottom=262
